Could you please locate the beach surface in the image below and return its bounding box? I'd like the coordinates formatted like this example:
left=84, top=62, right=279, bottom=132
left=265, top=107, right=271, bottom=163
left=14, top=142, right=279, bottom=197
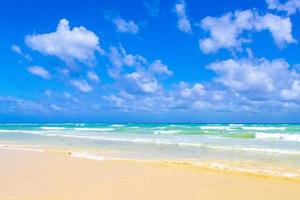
left=0, top=149, right=300, bottom=200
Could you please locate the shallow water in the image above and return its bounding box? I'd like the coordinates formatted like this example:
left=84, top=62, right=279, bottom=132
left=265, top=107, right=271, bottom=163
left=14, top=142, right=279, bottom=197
left=0, top=123, right=300, bottom=178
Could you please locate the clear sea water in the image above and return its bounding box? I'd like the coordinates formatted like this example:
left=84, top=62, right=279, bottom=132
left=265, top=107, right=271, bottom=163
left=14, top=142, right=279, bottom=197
left=1, top=123, right=300, bottom=178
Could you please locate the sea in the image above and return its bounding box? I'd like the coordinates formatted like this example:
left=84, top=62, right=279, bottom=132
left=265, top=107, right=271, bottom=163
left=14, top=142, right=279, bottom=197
left=0, top=123, right=300, bottom=178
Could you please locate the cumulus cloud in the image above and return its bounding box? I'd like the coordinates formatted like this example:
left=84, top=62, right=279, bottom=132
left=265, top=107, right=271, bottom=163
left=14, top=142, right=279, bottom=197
left=207, top=57, right=300, bottom=100
left=0, top=96, right=45, bottom=114
left=25, top=18, right=101, bottom=66
left=11, top=45, right=32, bottom=60
left=108, top=45, right=147, bottom=71
left=266, top=0, right=300, bottom=15
left=103, top=54, right=300, bottom=114
left=125, top=72, right=159, bottom=93
left=87, top=71, right=100, bottom=82
left=179, top=82, right=205, bottom=99
left=50, top=104, right=63, bottom=111
left=149, top=60, right=173, bottom=76
left=113, top=18, right=139, bottom=34
left=199, top=9, right=296, bottom=54
left=281, top=80, right=300, bottom=100
left=27, top=66, right=51, bottom=79
left=70, top=79, right=92, bottom=92
left=103, top=82, right=228, bottom=112
left=174, top=0, right=192, bottom=33
left=107, top=46, right=172, bottom=94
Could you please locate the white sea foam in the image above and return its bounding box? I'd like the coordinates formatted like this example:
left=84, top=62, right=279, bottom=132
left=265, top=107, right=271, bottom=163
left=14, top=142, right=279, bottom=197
left=75, top=123, right=85, bottom=126
left=193, top=162, right=299, bottom=178
left=153, top=130, right=181, bottom=134
left=70, top=153, right=300, bottom=178
left=73, top=128, right=115, bottom=131
left=70, top=153, right=299, bottom=178
left=242, top=127, right=286, bottom=131
left=0, top=144, right=44, bottom=152
left=3, top=129, right=300, bottom=155
left=110, top=124, right=125, bottom=127
left=229, top=124, right=243, bottom=127
left=2, top=128, right=300, bottom=156
left=71, top=152, right=106, bottom=160
left=0, top=129, right=39, bottom=134
left=200, top=126, right=231, bottom=130
left=41, top=127, right=68, bottom=130
left=36, top=133, right=300, bottom=155
left=206, top=145, right=300, bottom=155
left=255, top=132, right=300, bottom=142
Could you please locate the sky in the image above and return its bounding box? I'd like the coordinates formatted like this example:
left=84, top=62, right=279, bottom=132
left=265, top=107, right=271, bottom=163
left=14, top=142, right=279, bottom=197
left=1, top=0, right=300, bottom=123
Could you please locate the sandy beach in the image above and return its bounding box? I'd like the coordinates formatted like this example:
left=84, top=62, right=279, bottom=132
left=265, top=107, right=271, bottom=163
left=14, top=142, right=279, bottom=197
left=0, top=149, right=299, bottom=200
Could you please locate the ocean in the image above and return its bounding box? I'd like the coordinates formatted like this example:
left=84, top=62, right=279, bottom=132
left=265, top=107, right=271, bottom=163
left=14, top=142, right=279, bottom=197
left=0, top=123, right=300, bottom=178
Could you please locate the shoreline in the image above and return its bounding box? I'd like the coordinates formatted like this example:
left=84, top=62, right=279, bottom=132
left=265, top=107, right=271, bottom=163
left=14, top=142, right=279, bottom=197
left=1, top=149, right=300, bottom=200
left=1, top=144, right=300, bottom=180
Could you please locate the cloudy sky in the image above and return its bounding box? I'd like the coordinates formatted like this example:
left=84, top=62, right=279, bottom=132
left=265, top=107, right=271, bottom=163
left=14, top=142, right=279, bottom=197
left=1, top=0, right=300, bottom=123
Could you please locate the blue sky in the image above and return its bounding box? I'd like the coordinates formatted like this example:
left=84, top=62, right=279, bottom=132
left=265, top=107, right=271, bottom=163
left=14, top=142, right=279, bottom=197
left=1, top=0, right=300, bottom=123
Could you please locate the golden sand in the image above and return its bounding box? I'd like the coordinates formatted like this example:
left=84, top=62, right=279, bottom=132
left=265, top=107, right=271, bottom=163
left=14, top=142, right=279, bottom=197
left=0, top=149, right=300, bottom=200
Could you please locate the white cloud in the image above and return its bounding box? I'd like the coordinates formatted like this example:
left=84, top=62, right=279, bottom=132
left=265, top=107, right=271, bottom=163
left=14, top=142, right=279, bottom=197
left=103, top=72, right=300, bottom=113
left=11, top=45, right=32, bottom=60
left=281, top=81, right=300, bottom=100
left=266, top=0, right=300, bottom=15
left=11, top=45, right=22, bottom=55
left=199, top=10, right=296, bottom=54
left=255, top=13, right=296, bottom=47
left=125, top=71, right=159, bottom=93
left=103, top=82, right=221, bottom=112
left=108, top=45, right=147, bottom=70
left=149, top=60, right=173, bottom=76
left=113, top=18, right=139, bottom=34
left=103, top=90, right=178, bottom=111
left=50, top=104, right=63, bottom=111
left=207, top=57, right=300, bottom=99
left=87, top=71, right=100, bottom=82
left=27, top=66, right=51, bottom=79
left=70, top=79, right=92, bottom=93
left=179, top=82, right=205, bottom=99
left=0, top=96, right=45, bottom=114
left=174, top=0, right=192, bottom=33
left=25, top=18, right=101, bottom=66
left=107, top=46, right=172, bottom=94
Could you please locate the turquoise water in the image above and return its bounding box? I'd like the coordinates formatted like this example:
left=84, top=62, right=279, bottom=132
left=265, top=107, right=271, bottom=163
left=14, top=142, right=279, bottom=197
left=1, top=123, right=300, bottom=177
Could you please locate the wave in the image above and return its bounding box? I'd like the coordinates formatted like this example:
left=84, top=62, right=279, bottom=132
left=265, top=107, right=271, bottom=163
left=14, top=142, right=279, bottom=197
left=200, top=126, right=231, bottom=130
left=255, top=132, right=300, bottom=142
left=0, top=144, right=44, bottom=152
left=242, top=127, right=286, bottom=131
left=192, top=161, right=299, bottom=178
left=64, top=151, right=300, bottom=178
left=75, top=123, right=85, bottom=127
left=69, top=153, right=299, bottom=178
left=0, top=129, right=39, bottom=134
left=204, top=145, right=300, bottom=155
left=110, top=124, right=125, bottom=127
left=153, top=130, right=181, bottom=134
left=2, top=129, right=300, bottom=155
left=229, top=124, right=244, bottom=127
left=18, top=132, right=300, bottom=155
left=73, top=128, right=115, bottom=131
left=41, top=127, right=68, bottom=130
left=1, top=144, right=298, bottom=179
left=71, top=151, right=106, bottom=160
